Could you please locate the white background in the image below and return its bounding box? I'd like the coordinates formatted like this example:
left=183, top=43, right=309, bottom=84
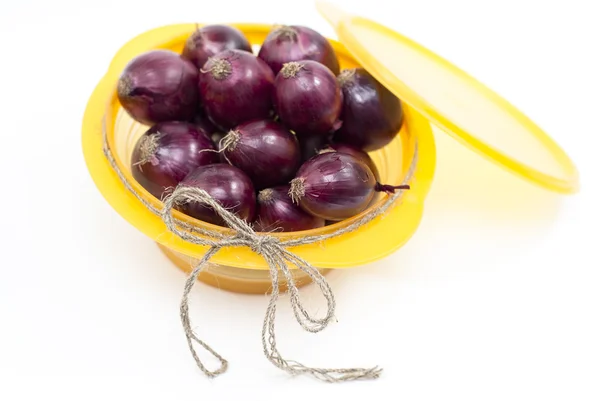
left=1, top=0, right=599, bottom=399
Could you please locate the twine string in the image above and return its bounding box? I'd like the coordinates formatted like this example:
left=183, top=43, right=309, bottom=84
left=101, top=116, right=416, bottom=382
left=161, top=186, right=381, bottom=381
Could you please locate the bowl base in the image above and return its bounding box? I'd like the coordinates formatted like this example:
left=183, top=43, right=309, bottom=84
left=157, top=244, right=331, bottom=294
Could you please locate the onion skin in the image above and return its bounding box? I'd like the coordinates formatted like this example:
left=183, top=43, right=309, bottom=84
left=258, top=25, right=340, bottom=75
left=117, top=50, right=199, bottom=126
left=274, top=61, right=342, bottom=137
left=254, top=186, right=325, bottom=232
left=220, top=119, right=300, bottom=190
left=289, top=152, right=408, bottom=221
left=333, top=68, right=403, bottom=152
left=131, top=122, right=218, bottom=200
left=182, top=24, right=252, bottom=69
left=321, top=143, right=379, bottom=180
left=178, top=164, right=256, bottom=226
left=199, top=49, right=275, bottom=130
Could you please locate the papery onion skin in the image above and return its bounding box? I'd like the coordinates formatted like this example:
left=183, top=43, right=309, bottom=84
left=289, top=152, right=408, bottom=221
left=321, top=143, right=379, bottom=180
left=131, top=121, right=218, bottom=200
left=333, top=68, right=404, bottom=152
left=220, top=119, right=300, bottom=190
left=199, top=49, right=275, bottom=130
left=258, top=25, right=340, bottom=76
left=254, top=186, right=325, bottom=232
left=182, top=24, right=252, bottom=69
left=274, top=61, right=342, bottom=137
left=117, top=50, right=199, bottom=126
left=177, top=164, right=256, bottom=226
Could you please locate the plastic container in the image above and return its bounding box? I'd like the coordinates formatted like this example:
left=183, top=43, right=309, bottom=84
left=81, top=2, right=578, bottom=294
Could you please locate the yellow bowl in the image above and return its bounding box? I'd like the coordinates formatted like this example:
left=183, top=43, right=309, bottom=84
left=81, top=23, right=436, bottom=293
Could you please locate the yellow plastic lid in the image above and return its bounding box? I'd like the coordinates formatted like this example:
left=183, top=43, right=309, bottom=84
left=317, top=1, right=579, bottom=194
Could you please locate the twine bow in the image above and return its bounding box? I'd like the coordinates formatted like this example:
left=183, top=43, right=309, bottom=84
left=162, top=186, right=381, bottom=382
left=101, top=117, right=416, bottom=382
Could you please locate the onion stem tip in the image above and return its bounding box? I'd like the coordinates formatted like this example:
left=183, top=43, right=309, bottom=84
left=220, top=130, right=241, bottom=151
left=117, top=75, right=133, bottom=97
left=281, top=62, right=304, bottom=78
left=289, top=177, right=305, bottom=204
left=138, top=133, right=160, bottom=164
left=337, top=68, right=356, bottom=87
left=258, top=188, right=274, bottom=202
left=274, top=25, right=298, bottom=40
left=203, top=58, right=232, bottom=80
left=375, top=183, right=411, bottom=193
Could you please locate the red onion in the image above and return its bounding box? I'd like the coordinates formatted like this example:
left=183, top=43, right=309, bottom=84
left=117, top=50, right=199, bottom=126
left=182, top=24, right=252, bottom=69
left=333, top=68, right=404, bottom=152
left=254, top=186, right=325, bottom=232
left=289, top=152, right=409, bottom=221
left=219, top=119, right=300, bottom=189
left=320, top=143, right=379, bottom=180
left=131, top=121, right=217, bottom=200
left=177, top=164, right=256, bottom=226
left=274, top=61, right=342, bottom=136
left=258, top=25, right=340, bottom=75
left=199, top=49, right=275, bottom=130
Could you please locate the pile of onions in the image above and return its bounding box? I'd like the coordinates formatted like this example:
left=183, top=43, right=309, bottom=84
left=117, top=24, right=407, bottom=232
